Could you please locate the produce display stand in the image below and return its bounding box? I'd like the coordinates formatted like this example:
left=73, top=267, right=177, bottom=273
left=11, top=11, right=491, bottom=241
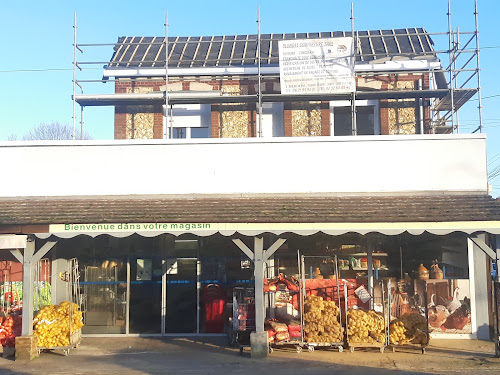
left=346, top=280, right=388, bottom=353
left=229, top=287, right=255, bottom=354
left=265, top=259, right=303, bottom=353
left=387, top=279, right=430, bottom=354
left=37, top=258, right=82, bottom=356
left=299, top=255, right=346, bottom=353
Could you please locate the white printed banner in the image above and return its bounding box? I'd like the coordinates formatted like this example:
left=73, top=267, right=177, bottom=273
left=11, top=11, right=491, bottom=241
left=279, top=37, right=355, bottom=95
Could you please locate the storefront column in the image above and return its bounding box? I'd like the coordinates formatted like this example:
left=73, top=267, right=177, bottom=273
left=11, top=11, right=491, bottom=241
left=21, top=240, right=35, bottom=336
left=468, top=234, right=491, bottom=340
left=495, top=235, right=500, bottom=357
left=233, top=237, right=286, bottom=358
left=367, top=236, right=374, bottom=309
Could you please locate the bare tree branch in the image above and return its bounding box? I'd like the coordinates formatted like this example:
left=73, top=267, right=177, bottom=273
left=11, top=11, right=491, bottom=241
left=22, top=122, right=93, bottom=140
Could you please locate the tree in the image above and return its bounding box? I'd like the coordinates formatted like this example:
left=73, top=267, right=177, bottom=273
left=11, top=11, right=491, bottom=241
left=21, top=122, right=93, bottom=140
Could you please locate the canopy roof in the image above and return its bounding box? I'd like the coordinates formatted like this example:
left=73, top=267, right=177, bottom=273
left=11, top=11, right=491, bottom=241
left=1, top=194, right=499, bottom=238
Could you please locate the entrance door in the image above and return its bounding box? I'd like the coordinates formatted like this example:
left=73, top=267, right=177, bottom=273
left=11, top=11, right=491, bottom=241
left=165, top=257, right=198, bottom=333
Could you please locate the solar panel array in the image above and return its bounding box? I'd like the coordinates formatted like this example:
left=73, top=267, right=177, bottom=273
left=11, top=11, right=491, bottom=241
left=108, top=28, right=434, bottom=69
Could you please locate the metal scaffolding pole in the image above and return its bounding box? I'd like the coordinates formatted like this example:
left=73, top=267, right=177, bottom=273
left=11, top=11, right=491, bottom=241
left=454, top=28, right=460, bottom=132
left=72, top=12, right=77, bottom=141
left=474, top=0, right=483, bottom=133
left=351, top=3, right=357, bottom=136
left=257, top=6, right=262, bottom=137
left=165, top=10, right=170, bottom=139
left=447, top=0, right=456, bottom=132
left=80, top=106, right=84, bottom=140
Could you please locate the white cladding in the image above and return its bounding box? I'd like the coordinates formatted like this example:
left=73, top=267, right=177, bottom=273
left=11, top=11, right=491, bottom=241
left=0, top=134, right=487, bottom=197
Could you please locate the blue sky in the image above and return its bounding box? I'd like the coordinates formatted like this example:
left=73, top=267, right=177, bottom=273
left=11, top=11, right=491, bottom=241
left=1, top=0, right=499, bottom=195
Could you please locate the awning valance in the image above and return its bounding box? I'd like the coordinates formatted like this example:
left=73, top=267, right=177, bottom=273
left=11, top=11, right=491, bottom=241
left=30, top=220, right=500, bottom=239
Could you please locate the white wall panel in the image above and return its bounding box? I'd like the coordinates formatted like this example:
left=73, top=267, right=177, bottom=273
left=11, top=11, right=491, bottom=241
left=0, top=134, right=488, bottom=197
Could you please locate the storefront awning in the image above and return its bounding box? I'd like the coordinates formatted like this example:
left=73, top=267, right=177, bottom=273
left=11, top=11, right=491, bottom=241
left=0, top=194, right=499, bottom=238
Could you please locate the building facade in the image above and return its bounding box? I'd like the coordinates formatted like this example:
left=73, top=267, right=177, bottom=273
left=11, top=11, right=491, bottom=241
left=0, top=26, right=498, bottom=359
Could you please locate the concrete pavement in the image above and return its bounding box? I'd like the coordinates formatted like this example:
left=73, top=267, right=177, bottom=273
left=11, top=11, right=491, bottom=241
left=0, top=336, right=498, bottom=375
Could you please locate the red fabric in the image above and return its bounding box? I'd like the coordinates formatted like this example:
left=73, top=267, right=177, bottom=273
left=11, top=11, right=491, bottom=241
left=203, top=284, right=225, bottom=333
left=289, top=330, right=302, bottom=338
left=288, top=278, right=369, bottom=310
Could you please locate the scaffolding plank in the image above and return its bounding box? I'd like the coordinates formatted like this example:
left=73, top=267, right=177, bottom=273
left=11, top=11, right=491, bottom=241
left=433, top=88, right=478, bottom=111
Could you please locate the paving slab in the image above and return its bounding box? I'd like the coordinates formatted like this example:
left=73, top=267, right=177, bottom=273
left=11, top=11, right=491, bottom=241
left=0, top=337, right=498, bottom=375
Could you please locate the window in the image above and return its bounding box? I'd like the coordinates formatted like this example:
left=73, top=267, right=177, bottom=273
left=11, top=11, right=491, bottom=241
left=163, top=104, right=211, bottom=139
left=330, top=100, right=380, bottom=136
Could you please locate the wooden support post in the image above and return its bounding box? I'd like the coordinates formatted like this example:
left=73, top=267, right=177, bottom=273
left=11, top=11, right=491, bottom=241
left=233, top=236, right=287, bottom=358
left=495, top=235, right=500, bottom=357
left=21, top=240, right=35, bottom=336
left=253, top=237, right=265, bottom=333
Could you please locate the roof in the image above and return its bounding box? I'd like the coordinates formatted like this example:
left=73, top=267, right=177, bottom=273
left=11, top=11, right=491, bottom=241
left=1, top=194, right=500, bottom=237
left=108, top=28, right=435, bottom=69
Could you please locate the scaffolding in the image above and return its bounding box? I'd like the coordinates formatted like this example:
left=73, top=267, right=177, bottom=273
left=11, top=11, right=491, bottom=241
left=72, top=0, right=483, bottom=138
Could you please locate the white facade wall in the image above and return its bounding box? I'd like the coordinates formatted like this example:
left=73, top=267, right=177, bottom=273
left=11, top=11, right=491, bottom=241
left=0, top=134, right=488, bottom=197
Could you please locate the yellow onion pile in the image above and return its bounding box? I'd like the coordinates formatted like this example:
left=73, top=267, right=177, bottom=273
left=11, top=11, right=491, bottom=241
left=389, top=311, right=428, bottom=345
left=347, top=309, right=386, bottom=344
left=303, top=295, right=343, bottom=343
left=33, top=301, right=84, bottom=348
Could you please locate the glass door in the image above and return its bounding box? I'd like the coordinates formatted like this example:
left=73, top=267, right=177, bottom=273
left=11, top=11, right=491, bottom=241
left=81, top=260, right=127, bottom=334
left=129, top=256, right=162, bottom=334
left=165, top=257, right=198, bottom=333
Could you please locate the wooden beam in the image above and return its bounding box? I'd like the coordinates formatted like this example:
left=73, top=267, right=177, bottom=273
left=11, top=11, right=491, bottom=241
left=470, top=235, right=496, bottom=260
left=9, top=249, right=23, bottom=263
left=32, top=241, right=57, bottom=264
left=263, top=238, right=286, bottom=261
left=232, top=239, right=254, bottom=260
left=0, top=224, right=50, bottom=234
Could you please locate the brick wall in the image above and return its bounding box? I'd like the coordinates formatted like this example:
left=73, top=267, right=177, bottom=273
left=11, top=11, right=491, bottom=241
left=113, top=73, right=431, bottom=138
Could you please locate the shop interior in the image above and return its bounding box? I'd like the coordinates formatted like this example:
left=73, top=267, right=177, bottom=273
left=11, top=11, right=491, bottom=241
left=0, top=231, right=474, bottom=339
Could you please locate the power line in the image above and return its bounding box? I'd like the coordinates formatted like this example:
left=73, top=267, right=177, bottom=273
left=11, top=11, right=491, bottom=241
left=468, top=94, right=500, bottom=101
left=0, top=67, right=101, bottom=73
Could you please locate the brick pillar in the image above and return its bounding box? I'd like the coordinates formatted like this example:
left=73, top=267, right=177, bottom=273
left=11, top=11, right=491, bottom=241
left=114, top=109, right=127, bottom=139
left=320, top=102, right=330, bottom=136
left=249, top=106, right=257, bottom=137
left=284, top=103, right=293, bottom=137
left=15, top=335, right=38, bottom=361
left=153, top=107, right=164, bottom=139
left=379, top=101, right=390, bottom=135
left=211, top=105, right=220, bottom=138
